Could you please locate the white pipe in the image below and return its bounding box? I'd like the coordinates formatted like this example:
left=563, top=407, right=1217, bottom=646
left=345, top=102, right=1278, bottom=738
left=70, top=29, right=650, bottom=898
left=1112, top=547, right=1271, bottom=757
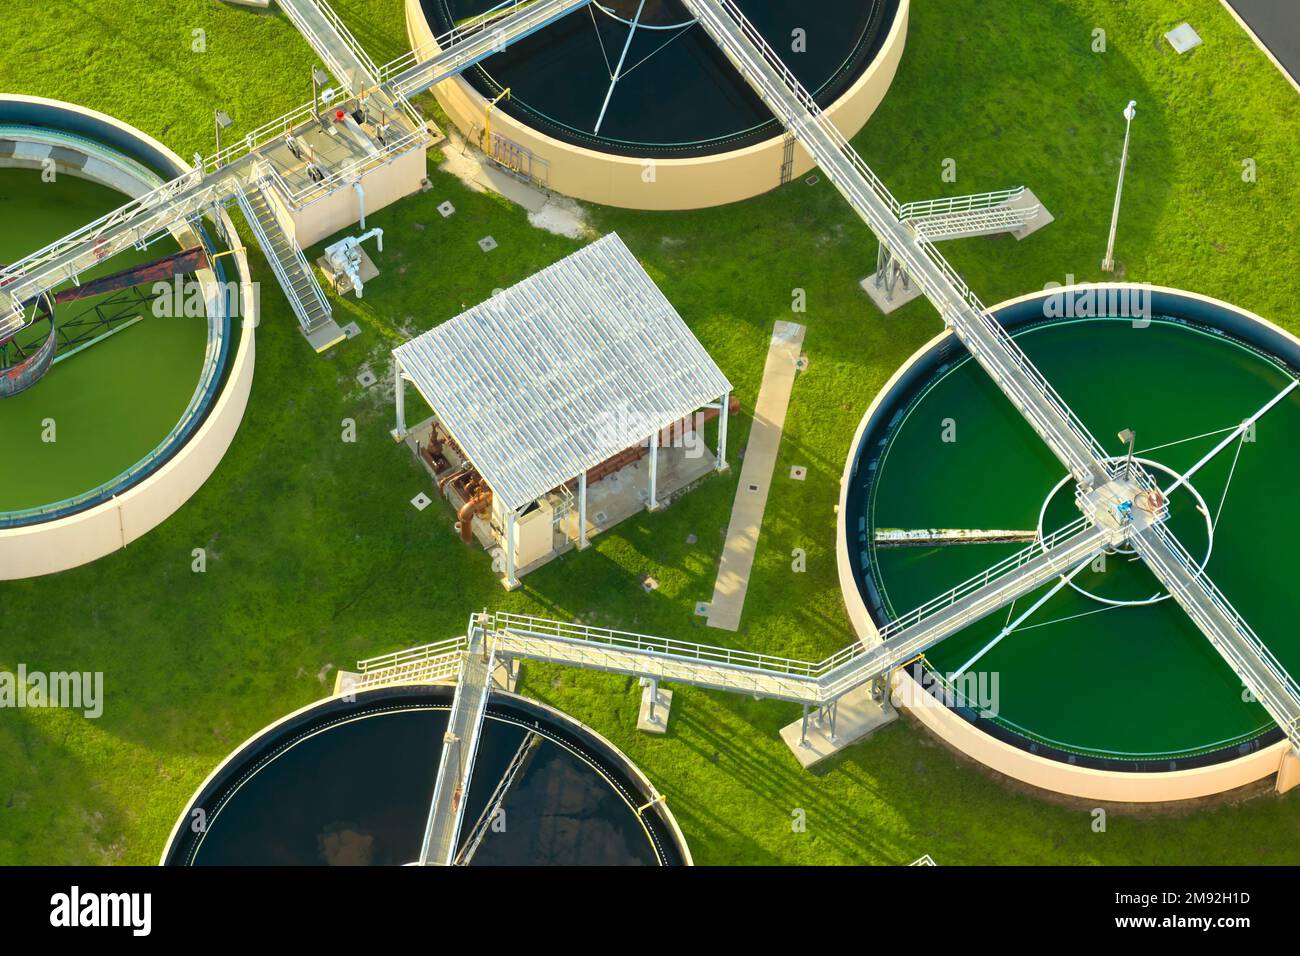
left=953, top=558, right=1094, bottom=678
left=593, top=0, right=646, bottom=135
left=353, top=180, right=366, bottom=230
left=1163, top=378, right=1299, bottom=498
left=356, top=226, right=383, bottom=252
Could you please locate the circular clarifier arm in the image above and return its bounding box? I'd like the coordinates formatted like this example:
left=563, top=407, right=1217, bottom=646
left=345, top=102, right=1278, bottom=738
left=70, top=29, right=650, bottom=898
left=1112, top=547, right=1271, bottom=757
left=1162, top=377, right=1300, bottom=499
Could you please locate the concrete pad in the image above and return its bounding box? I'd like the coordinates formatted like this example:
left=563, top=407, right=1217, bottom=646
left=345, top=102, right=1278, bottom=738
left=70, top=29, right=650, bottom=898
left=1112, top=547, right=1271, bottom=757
left=637, top=683, right=673, bottom=734
left=491, top=659, right=518, bottom=693
left=860, top=273, right=923, bottom=314
left=475, top=164, right=549, bottom=213
left=1010, top=187, right=1054, bottom=240
left=333, top=670, right=360, bottom=697
left=779, top=683, right=897, bottom=769
left=302, top=317, right=347, bottom=353
left=707, top=321, right=806, bottom=631
left=528, top=197, right=589, bottom=239
left=1166, top=22, right=1203, bottom=54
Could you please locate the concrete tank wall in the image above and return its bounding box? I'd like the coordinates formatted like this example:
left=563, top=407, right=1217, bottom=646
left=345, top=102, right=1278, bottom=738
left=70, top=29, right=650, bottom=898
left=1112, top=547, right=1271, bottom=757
left=836, top=283, right=1300, bottom=801
left=0, top=95, right=257, bottom=579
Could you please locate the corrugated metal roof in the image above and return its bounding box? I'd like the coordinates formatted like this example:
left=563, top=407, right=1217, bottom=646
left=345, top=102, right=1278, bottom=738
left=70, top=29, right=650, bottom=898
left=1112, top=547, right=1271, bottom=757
left=393, top=233, right=732, bottom=512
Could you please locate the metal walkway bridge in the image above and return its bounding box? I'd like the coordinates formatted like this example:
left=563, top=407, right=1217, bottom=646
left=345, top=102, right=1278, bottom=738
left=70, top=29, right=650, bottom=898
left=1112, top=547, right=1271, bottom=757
left=678, top=0, right=1300, bottom=754
left=0, top=0, right=594, bottom=342
left=358, top=520, right=1108, bottom=717
left=278, top=0, right=381, bottom=88
left=1135, top=525, right=1300, bottom=751
left=680, top=0, right=1113, bottom=490
left=419, top=628, right=495, bottom=866
left=348, top=0, right=1300, bottom=761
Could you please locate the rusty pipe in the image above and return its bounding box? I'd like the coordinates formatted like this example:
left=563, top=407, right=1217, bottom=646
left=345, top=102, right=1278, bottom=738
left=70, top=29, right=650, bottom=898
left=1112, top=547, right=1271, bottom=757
left=457, top=490, right=492, bottom=543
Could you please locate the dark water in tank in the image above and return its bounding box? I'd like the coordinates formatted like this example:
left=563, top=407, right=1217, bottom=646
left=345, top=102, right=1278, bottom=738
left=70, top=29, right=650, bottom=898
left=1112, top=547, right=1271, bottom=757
left=181, top=702, right=677, bottom=865
left=421, top=0, right=899, bottom=155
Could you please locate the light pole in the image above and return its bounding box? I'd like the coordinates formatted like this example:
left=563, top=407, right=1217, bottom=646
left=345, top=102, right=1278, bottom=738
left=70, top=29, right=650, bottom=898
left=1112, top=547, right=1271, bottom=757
left=214, top=110, right=233, bottom=160
left=312, top=67, right=329, bottom=116
left=1118, top=428, right=1136, bottom=480
left=1102, top=100, right=1137, bottom=273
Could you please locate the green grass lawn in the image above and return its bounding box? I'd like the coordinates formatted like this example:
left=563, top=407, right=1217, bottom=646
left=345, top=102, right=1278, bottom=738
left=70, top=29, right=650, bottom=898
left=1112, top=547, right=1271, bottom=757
left=1, top=0, right=1298, bottom=864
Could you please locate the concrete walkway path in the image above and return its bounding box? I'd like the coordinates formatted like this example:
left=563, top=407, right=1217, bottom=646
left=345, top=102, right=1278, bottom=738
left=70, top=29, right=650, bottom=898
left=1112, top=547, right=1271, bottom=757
left=706, top=321, right=805, bottom=631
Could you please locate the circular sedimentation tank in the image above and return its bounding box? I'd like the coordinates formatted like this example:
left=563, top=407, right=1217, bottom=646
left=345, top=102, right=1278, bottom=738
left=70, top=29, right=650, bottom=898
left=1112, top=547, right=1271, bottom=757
left=839, top=285, right=1300, bottom=800
left=408, top=0, right=909, bottom=208
left=163, top=685, right=691, bottom=866
left=0, top=96, right=255, bottom=578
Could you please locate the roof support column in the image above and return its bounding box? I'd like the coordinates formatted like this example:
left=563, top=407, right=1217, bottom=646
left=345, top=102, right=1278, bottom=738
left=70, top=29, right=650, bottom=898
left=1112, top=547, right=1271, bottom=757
left=393, top=360, right=408, bottom=441
left=504, top=507, right=520, bottom=590
left=577, top=471, right=589, bottom=550
left=715, top=391, right=730, bottom=472
left=647, top=429, right=660, bottom=511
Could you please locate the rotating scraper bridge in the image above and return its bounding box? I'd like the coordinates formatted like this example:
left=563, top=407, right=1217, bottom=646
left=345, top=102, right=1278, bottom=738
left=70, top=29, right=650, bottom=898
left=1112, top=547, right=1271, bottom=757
left=7, top=0, right=1296, bottom=862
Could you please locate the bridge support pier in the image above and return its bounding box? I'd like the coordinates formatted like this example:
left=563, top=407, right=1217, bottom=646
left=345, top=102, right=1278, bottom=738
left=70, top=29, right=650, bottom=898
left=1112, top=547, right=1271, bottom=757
left=780, top=682, right=897, bottom=770
left=861, top=245, right=922, bottom=315
left=492, top=655, right=519, bottom=693
left=637, top=678, right=672, bottom=734
left=1277, top=748, right=1300, bottom=794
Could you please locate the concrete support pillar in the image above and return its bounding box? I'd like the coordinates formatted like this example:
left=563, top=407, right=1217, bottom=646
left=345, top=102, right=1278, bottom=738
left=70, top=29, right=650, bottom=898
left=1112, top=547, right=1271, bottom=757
left=577, top=471, right=589, bottom=550
left=637, top=677, right=672, bottom=733
left=504, top=508, right=519, bottom=590
left=647, top=430, right=659, bottom=510
left=393, top=362, right=407, bottom=440
left=1278, top=747, right=1300, bottom=794
left=715, top=392, right=730, bottom=472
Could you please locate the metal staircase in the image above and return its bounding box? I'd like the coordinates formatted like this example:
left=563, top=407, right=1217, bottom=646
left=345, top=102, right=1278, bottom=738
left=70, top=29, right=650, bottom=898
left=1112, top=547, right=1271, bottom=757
left=1133, top=524, right=1300, bottom=752
left=0, top=0, right=595, bottom=345
left=354, top=636, right=469, bottom=690
left=419, top=630, right=495, bottom=866
left=234, top=179, right=339, bottom=349
left=902, top=187, right=1041, bottom=242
